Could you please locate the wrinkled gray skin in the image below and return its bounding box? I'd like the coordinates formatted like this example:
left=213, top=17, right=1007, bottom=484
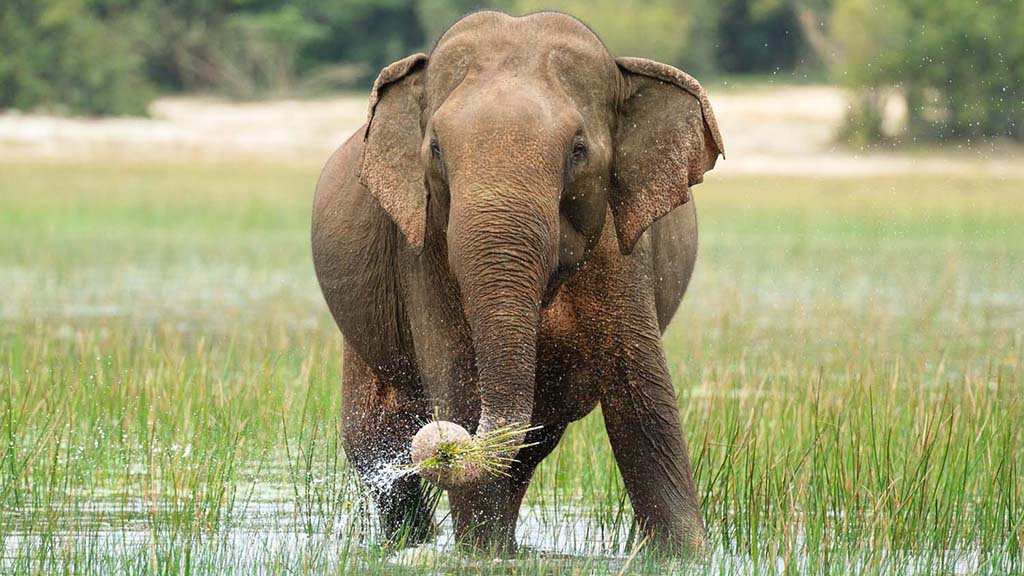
left=312, top=11, right=723, bottom=555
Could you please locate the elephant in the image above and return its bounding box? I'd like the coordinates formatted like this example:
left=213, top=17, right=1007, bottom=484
left=311, top=10, right=723, bottom=555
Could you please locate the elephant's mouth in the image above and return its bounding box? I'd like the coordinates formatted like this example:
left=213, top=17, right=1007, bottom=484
left=542, top=258, right=589, bottom=307
left=541, top=272, right=565, bottom=308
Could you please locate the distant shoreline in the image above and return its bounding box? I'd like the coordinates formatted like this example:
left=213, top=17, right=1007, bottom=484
left=2, top=87, right=1022, bottom=177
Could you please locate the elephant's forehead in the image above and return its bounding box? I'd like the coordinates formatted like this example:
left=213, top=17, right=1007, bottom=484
left=434, top=10, right=609, bottom=57
left=427, top=14, right=616, bottom=108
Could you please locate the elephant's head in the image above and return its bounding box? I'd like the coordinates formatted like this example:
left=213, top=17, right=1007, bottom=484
left=359, top=11, right=723, bottom=487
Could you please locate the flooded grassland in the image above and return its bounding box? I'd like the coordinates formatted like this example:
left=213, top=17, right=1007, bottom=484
left=1, top=161, right=1022, bottom=574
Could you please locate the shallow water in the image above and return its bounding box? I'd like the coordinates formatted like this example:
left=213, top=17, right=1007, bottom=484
left=3, top=252, right=1022, bottom=330
left=2, top=483, right=1000, bottom=575
left=2, top=490, right=633, bottom=572
left=3, top=170, right=1020, bottom=574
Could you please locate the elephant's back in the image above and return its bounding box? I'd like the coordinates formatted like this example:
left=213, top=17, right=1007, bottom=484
left=648, top=200, right=698, bottom=332
left=312, top=126, right=369, bottom=307
left=312, top=126, right=415, bottom=372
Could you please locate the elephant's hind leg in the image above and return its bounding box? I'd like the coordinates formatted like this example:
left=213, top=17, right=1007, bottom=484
left=341, top=342, right=435, bottom=546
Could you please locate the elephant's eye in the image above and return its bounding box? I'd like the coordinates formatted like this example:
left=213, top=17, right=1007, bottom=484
left=430, top=138, right=442, bottom=160
left=569, top=137, right=588, bottom=166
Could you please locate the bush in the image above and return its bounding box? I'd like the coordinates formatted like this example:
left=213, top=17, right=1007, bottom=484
left=713, top=0, right=805, bottom=74
left=832, top=0, right=1024, bottom=142
left=197, top=6, right=328, bottom=98
left=514, top=0, right=692, bottom=68
left=0, top=0, right=154, bottom=115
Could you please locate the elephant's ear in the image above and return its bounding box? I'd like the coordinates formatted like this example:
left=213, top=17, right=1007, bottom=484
left=611, top=57, right=724, bottom=255
left=359, top=53, right=429, bottom=253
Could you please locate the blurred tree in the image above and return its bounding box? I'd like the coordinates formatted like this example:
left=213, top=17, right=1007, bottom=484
left=132, top=0, right=230, bottom=93
left=0, top=0, right=844, bottom=118
left=416, top=0, right=500, bottom=41
left=714, top=0, right=805, bottom=73
left=833, top=0, right=1023, bottom=142
left=514, top=0, right=691, bottom=67
left=7, top=0, right=1014, bottom=146
left=220, top=6, right=328, bottom=96
left=297, top=0, right=423, bottom=84
left=678, top=0, right=724, bottom=74
left=138, top=0, right=334, bottom=98
left=790, top=0, right=837, bottom=67
left=0, top=0, right=154, bottom=115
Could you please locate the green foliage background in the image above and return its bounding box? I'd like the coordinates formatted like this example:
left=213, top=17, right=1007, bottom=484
left=832, top=0, right=1023, bottom=142
left=0, top=0, right=804, bottom=114
left=0, top=0, right=155, bottom=115
left=0, top=0, right=1020, bottom=143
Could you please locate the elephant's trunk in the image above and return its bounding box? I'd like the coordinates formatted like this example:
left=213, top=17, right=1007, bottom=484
left=422, top=181, right=556, bottom=488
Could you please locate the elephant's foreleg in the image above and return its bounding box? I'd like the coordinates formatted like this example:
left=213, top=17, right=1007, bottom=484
left=600, top=334, right=707, bottom=556
left=448, top=423, right=566, bottom=554
left=341, top=342, right=435, bottom=546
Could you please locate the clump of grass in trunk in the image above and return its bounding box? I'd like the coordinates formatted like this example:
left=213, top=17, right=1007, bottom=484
left=405, top=420, right=542, bottom=487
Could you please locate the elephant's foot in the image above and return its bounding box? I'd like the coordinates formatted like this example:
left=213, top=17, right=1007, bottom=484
left=448, top=479, right=522, bottom=557
left=382, top=518, right=438, bottom=549
left=374, top=473, right=440, bottom=548
left=638, top=517, right=710, bottom=559
left=453, top=522, right=518, bottom=557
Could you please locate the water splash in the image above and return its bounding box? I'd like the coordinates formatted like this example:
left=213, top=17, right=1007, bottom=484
left=363, top=457, right=415, bottom=494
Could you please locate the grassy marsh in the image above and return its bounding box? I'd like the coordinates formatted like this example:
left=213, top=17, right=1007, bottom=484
left=1, top=161, right=1021, bottom=574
